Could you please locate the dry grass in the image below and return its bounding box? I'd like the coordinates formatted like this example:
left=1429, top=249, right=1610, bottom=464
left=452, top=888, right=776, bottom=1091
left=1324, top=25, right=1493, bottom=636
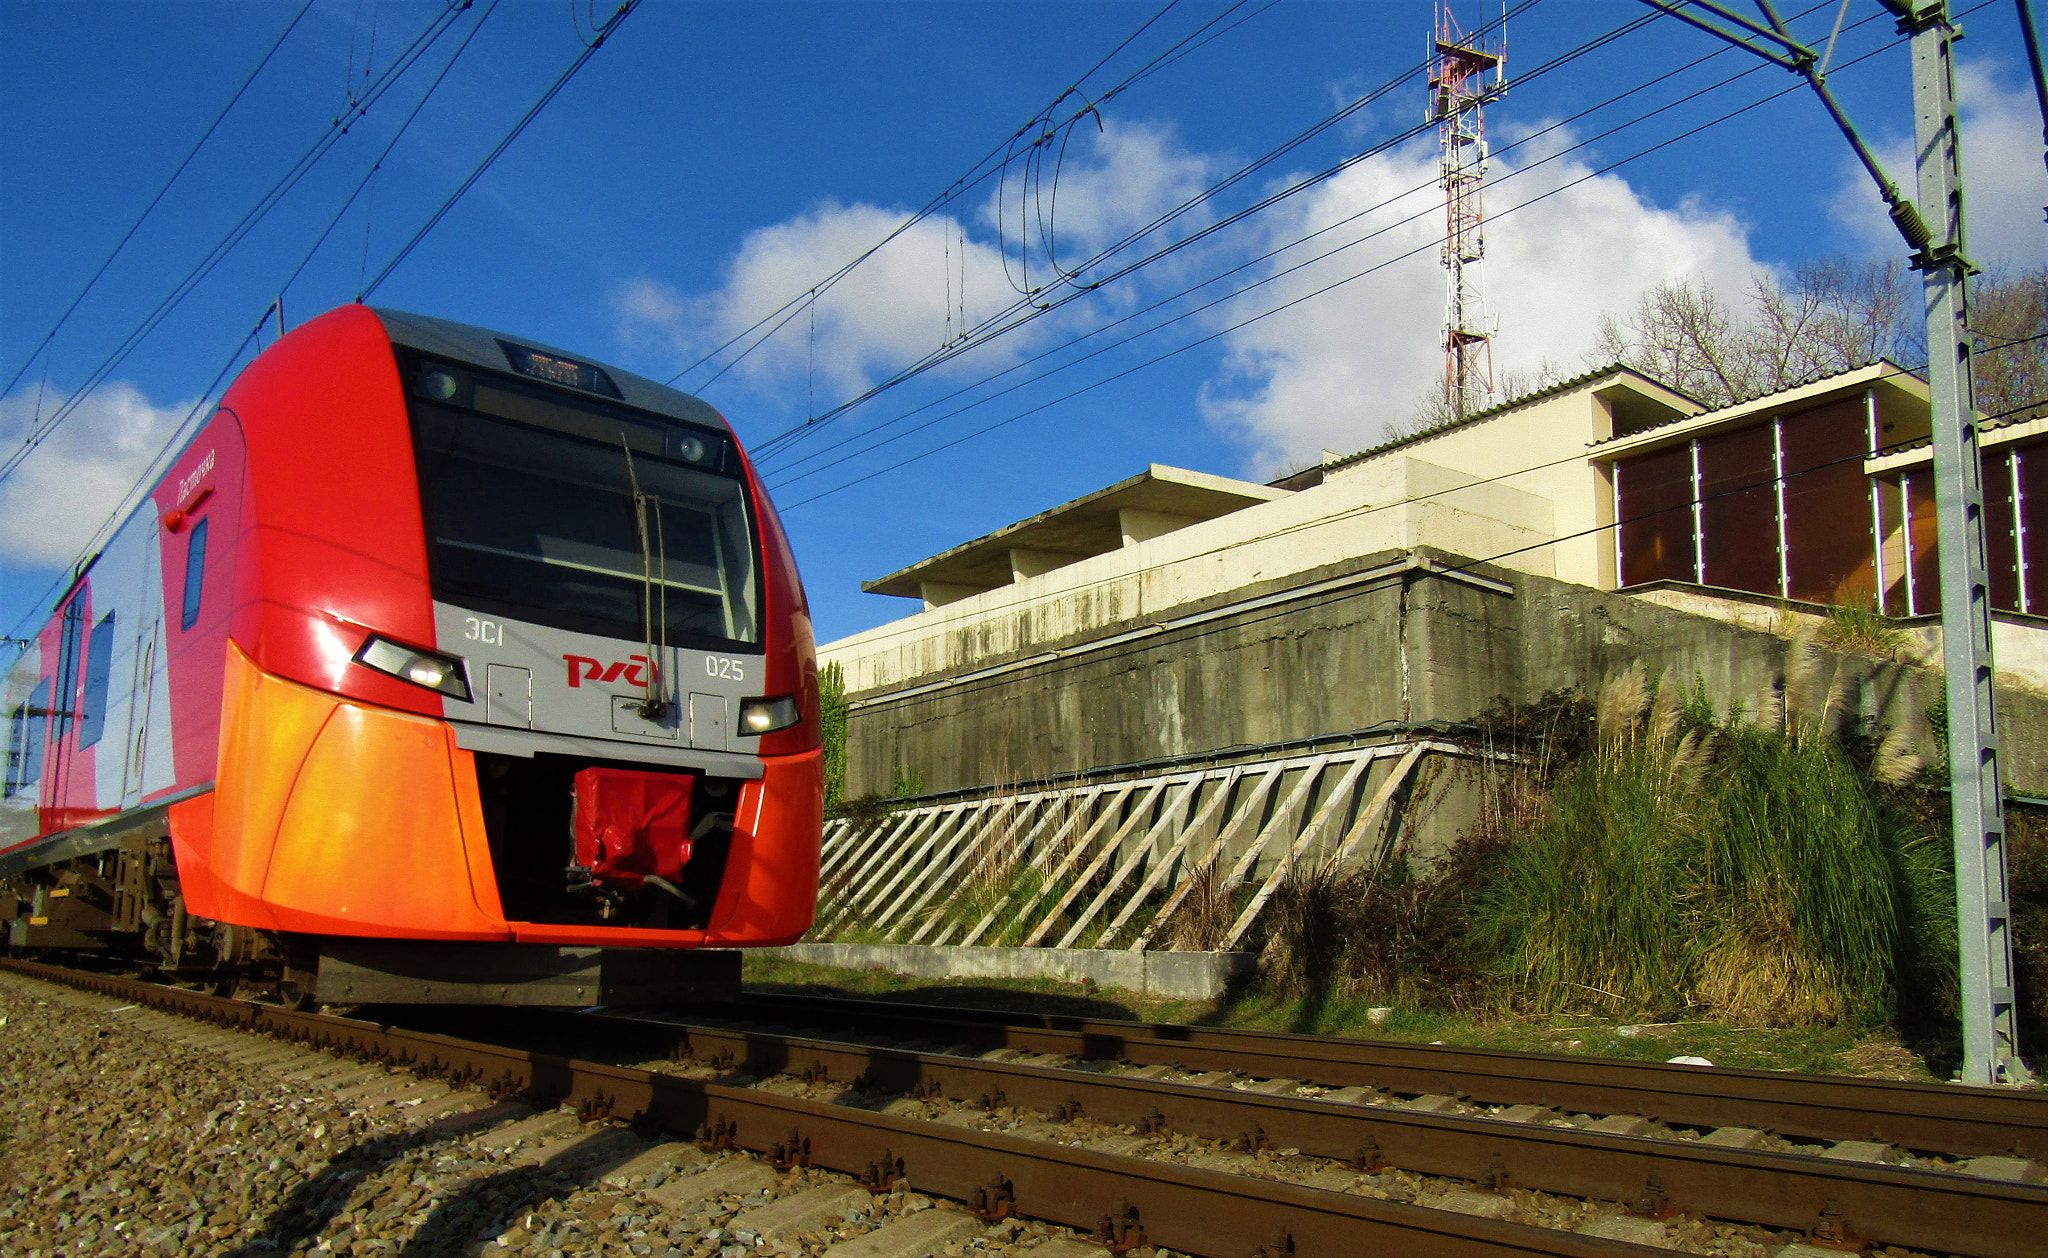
left=1158, top=865, right=1235, bottom=952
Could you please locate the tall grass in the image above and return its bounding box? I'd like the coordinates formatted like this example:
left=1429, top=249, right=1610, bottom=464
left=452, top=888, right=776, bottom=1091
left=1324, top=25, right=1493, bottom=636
left=1698, top=727, right=1934, bottom=1023
left=1465, top=661, right=1953, bottom=1025
left=1467, top=667, right=1707, bottom=1012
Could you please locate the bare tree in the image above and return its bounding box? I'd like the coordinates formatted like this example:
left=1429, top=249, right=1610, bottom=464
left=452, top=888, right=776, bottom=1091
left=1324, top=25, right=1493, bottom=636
left=1970, top=266, right=2048, bottom=423
left=1594, top=275, right=1762, bottom=405
left=1592, top=257, right=2040, bottom=417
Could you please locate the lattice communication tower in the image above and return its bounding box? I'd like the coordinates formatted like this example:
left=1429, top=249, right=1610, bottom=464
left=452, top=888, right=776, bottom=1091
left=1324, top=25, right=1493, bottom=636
left=1429, top=2, right=1505, bottom=420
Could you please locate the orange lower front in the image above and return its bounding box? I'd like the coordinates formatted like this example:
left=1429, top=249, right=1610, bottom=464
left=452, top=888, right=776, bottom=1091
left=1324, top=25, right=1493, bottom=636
left=170, top=642, right=821, bottom=945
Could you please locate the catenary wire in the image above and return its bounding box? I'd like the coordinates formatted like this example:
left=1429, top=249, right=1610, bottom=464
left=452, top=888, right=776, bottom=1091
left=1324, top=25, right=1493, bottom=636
left=748, top=0, right=1685, bottom=467
left=668, top=0, right=1216, bottom=392
left=0, top=0, right=318, bottom=404
left=769, top=7, right=1905, bottom=505
left=0, top=0, right=477, bottom=488
left=2, top=1, right=624, bottom=643
left=682, top=0, right=1280, bottom=396
left=282, top=0, right=506, bottom=308
left=359, top=0, right=641, bottom=297
left=757, top=0, right=1821, bottom=480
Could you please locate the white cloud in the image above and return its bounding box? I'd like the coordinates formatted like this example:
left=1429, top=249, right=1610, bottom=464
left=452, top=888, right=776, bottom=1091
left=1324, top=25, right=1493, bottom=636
left=1831, top=59, right=2047, bottom=269
left=1200, top=130, right=1760, bottom=473
left=0, top=383, right=191, bottom=569
left=616, top=120, right=1221, bottom=404
left=617, top=202, right=1016, bottom=402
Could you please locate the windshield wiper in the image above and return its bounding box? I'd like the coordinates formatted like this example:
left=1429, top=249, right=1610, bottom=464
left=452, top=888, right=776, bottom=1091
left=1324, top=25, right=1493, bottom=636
left=621, top=439, right=672, bottom=720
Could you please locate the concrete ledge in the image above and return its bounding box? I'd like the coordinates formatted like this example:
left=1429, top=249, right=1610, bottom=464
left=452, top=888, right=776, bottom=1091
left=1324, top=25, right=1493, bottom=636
left=766, top=943, right=1254, bottom=1001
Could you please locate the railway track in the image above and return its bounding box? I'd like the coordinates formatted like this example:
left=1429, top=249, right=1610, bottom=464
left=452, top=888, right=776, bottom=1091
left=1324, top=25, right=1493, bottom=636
left=705, top=991, right=2048, bottom=1161
left=7, top=960, right=2043, bottom=1257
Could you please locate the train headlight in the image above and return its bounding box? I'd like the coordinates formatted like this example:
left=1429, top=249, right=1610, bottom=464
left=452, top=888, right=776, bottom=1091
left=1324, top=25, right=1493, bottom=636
left=354, top=635, right=472, bottom=702
left=737, top=695, right=800, bottom=735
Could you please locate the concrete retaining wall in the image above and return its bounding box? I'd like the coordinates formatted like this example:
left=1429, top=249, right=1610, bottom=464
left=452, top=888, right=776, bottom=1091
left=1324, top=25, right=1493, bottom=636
left=768, top=943, right=1256, bottom=1001
left=837, top=545, right=2048, bottom=802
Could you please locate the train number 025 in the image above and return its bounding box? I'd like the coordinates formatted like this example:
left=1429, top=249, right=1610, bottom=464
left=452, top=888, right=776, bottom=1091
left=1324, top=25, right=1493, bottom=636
left=705, top=656, right=746, bottom=681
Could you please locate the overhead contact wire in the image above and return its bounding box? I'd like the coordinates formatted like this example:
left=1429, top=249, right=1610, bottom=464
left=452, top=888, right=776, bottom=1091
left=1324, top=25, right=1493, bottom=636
left=0, top=0, right=318, bottom=404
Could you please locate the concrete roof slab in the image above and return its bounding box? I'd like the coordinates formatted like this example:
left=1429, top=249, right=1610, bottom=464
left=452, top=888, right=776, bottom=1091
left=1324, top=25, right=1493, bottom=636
left=864, top=464, right=1287, bottom=598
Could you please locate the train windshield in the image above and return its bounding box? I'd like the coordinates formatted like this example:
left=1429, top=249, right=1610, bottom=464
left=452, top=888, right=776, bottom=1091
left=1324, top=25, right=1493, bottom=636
left=408, top=377, right=759, bottom=649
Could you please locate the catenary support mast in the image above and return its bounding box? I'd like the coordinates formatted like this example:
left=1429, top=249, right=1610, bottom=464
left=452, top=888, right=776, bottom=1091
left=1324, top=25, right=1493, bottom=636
left=1639, top=0, right=2022, bottom=1084
left=1899, top=0, right=2022, bottom=1086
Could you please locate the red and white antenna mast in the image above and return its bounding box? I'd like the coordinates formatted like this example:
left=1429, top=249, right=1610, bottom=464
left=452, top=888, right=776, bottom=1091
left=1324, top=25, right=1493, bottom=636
left=1429, top=1, right=1505, bottom=420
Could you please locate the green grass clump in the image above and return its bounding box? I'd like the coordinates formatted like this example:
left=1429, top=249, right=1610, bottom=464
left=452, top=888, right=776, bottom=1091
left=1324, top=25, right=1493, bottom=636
left=1464, top=660, right=1953, bottom=1027
left=1469, top=736, right=1701, bottom=1013
left=1817, top=603, right=1909, bottom=657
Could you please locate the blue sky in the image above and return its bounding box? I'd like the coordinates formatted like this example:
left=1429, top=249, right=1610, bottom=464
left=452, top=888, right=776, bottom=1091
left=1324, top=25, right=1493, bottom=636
left=2, top=0, right=2042, bottom=650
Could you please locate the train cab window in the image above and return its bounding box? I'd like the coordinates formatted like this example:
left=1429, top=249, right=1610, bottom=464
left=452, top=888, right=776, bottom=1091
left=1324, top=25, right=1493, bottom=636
left=4, top=680, right=50, bottom=797
left=180, top=517, right=208, bottom=630
left=410, top=387, right=760, bottom=650
left=78, top=612, right=117, bottom=749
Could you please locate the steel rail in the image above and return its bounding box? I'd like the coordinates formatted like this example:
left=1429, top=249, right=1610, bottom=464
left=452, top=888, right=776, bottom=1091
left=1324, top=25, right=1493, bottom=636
left=724, top=991, right=2048, bottom=1160
left=536, top=1007, right=2039, bottom=1257
left=0, top=960, right=1651, bottom=1257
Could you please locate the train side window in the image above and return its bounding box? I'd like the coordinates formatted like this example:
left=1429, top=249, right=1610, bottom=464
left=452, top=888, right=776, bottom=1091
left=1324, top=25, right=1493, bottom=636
left=4, top=680, right=50, bottom=797
left=180, top=517, right=208, bottom=630
left=1, top=706, right=22, bottom=796
left=78, top=612, right=117, bottom=750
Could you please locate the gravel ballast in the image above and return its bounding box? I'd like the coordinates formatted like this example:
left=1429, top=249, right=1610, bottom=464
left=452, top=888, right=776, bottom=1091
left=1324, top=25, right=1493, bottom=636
left=0, top=973, right=1095, bottom=1257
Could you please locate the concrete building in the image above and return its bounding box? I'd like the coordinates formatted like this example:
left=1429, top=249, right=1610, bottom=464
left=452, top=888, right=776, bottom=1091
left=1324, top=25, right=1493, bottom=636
left=822, top=360, right=2047, bottom=802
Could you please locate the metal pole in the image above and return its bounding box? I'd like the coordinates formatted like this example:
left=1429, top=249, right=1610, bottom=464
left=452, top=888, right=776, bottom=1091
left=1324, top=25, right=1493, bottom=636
left=1904, top=2, right=2024, bottom=1085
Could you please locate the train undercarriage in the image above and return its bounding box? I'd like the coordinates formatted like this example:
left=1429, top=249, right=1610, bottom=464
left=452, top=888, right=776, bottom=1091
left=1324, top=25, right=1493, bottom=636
left=0, top=819, right=739, bottom=1007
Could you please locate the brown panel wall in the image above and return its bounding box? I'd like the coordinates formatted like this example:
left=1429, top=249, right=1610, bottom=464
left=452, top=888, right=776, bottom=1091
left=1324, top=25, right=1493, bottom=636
left=1697, top=423, right=1779, bottom=596
left=1617, top=442, right=1693, bottom=587
left=1781, top=400, right=1878, bottom=605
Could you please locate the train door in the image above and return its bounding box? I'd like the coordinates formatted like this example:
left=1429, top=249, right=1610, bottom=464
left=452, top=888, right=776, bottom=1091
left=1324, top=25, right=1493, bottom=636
left=42, top=586, right=87, bottom=833
left=121, top=519, right=162, bottom=807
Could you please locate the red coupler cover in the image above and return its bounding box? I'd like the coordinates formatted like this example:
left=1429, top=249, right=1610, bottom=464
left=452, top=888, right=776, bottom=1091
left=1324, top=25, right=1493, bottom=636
left=572, top=766, right=695, bottom=890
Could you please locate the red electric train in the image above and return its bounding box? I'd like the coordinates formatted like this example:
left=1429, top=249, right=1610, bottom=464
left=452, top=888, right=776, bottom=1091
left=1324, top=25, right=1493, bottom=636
left=0, top=306, right=822, bottom=1003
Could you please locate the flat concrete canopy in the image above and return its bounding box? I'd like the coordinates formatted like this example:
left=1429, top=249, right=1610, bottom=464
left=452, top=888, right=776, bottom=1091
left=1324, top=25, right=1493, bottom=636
left=864, top=464, right=1288, bottom=600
